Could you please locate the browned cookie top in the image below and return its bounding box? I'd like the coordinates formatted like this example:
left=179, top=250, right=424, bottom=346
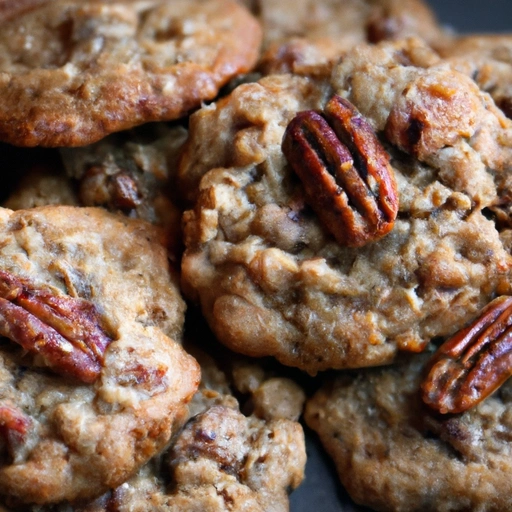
left=305, top=351, right=512, bottom=511
left=179, top=39, right=512, bottom=373
left=0, top=206, right=199, bottom=506
left=16, top=330, right=307, bottom=512
left=436, top=34, right=512, bottom=119
left=253, top=0, right=447, bottom=74
left=0, top=0, right=261, bottom=147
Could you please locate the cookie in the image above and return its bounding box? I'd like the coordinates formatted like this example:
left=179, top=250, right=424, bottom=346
left=16, top=317, right=307, bottom=512
left=0, top=206, right=199, bottom=505
left=436, top=35, right=512, bottom=119
left=3, top=164, right=78, bottom=211
left=305, top=350, right=512, bottom=511
left=0, top=0, right=261, bottom=147
left=99, top=343, right=306, bottom=512
left=253, top=0, right=446, bottom=74
left=180, top=38, right=512, bottom=373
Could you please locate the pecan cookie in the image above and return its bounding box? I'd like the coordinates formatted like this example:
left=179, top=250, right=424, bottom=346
left=305, top=350, right=512, bottom=511
left=59, top=124, right=187, bottom=222
left=436, top=35, right=512, bottom=119
left=18, top=324, right=307, bottom=512
left=252, top=0, right=446, bottom=74
left=0, top=206, right=199, bottom=506
left=0, top=0, right=261, bottom=147
left=180, top=38, right=512, bottom=373
left=3, top=163, right=78, bottom=211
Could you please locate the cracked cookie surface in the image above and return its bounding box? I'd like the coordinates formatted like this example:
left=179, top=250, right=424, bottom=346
left=0, top=0, right=261, bottom=147
left=251, top=0, right=446, bottom=74
left=305, top=351, right=512, bottom=511
left=0, top=206, right=199, bottom=506
left=180, top=39, right=512, bottom=373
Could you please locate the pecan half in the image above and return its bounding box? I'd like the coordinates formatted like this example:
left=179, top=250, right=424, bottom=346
left=282, top=95, right=398, bottom=247
left=0, top=270, right=112, bottom=384
left=421, top=296, right=512, bottom=414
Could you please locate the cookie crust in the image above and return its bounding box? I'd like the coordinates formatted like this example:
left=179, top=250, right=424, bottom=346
left=180, top=39, right=512, bottom=373
left=0, top=0, right=261, bottom=147
left=305, top=352, right=512, bottom=512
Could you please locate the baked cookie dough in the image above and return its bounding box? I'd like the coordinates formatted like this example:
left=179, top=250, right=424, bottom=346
left=252, top=0, right=446, bottom=74
left=0, top=206, right=199, bottom=506
left=180, top=38, right=512, bottom=373
left=0, top=0, right=261, bottom=147
left=436, top=35, right=512, bottom=119
left=305, top=351, right=512, bottom=511
left=4, top=123, right=189, bottom=258
left=18, top=323, right=307, bottom=512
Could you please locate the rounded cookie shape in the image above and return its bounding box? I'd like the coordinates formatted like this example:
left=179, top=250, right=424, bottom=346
left=180, top=39, right=512, bottom=373
left=0, top=206, right=199, bottom=505
left=305, top=352, right=512, bottom=512
left=0, top=0, right=262, bottom=147
left=27, top=331, right=307, bottom=512
left=95, top=344, right=307, bottom=512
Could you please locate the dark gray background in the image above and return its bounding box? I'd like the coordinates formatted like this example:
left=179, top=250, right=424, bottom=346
left=289, top=1, right=512, bottom=511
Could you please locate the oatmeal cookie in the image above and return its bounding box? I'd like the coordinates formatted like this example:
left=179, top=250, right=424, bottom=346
left=0, top=206, right=199, bottom=505
left=98, top=343, right=306, bottom=512
left=305, top=351, right=512, bottom=511
left=180, top=38, right=512, bottom=373
left=0, top=0, right=261, bottom=147
left=253, top=0, right=446, bottom=74
left=20, top=324, right=307, bottom=512
left=60, top=124, right=188, bottom=248
left=436, top=35, right=512, bottom=119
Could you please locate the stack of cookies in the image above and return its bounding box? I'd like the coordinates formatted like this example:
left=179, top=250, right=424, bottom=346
left=1, top=1, right=511, bottom=511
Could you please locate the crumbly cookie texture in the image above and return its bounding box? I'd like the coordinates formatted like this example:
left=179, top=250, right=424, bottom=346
left=19, top=333, right=306, bottom=512
left=435, top=35, right=512, bottom=119
left=253, top=0, right=446, bottom=74
left=110, top=351, right=305, bottom=512
left=305, top=352, right=512, bottom=512
left=180, top=39, right=512, bottom=373
left=0, top=206, right=199, bottom=505
left=59, top=124, right=188, bottom=226
left=0, top=0, right=261, bottom=147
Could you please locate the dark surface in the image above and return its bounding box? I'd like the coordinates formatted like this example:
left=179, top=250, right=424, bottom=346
left=289, top=1, right=512, bottom=511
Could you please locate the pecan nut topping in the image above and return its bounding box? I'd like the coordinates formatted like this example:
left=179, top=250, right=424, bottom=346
left=421, top=296, right=512, bottom=414
left=282, top=95, right=399, bottom=247
left=0, top=270, right=113, bottom=384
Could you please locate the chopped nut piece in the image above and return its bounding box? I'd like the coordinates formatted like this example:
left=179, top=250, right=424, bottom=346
left=0, top=403, right=31, bottom=455
left=282, top=95, right=398, bottom=247
left=421, top=295, right=512, bottom=414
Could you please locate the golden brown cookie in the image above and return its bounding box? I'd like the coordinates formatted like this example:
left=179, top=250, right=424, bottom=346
left=0, top=0, right=261, bottom=147
left=253, top=0, right=447, bottom=74
left=3, top=123, right=189, bottom=260
left=0, top=206, right=199, bottom=506
left=12, top=317, right=307, bottom=512
left=179, top=39, right=512, bottom=373
left=305, top=350, right=512, bottom=511
left=436, top=34, right=512, bottom=119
